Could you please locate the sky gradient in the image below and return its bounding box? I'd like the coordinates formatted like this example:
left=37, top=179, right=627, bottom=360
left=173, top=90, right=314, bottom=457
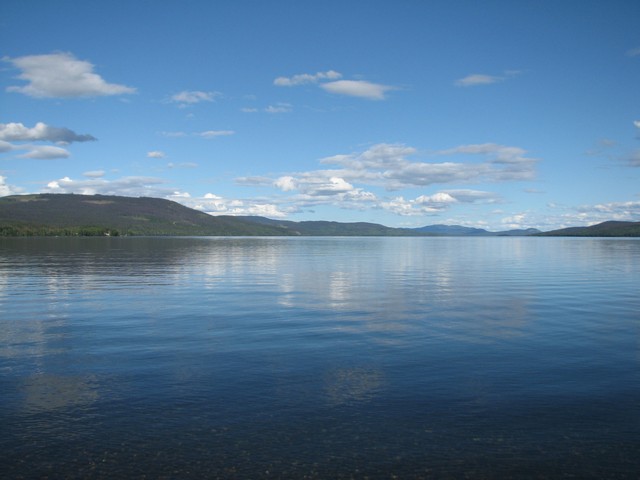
left=1, top=0, right=639, bottom=230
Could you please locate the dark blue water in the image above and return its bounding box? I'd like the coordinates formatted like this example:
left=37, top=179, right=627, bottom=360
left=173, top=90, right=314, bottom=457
left=1, top=237, right=639, bottom=478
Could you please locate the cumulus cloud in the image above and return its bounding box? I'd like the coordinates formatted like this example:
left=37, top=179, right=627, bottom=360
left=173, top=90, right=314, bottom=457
left=186, top=193, right=288, bottom=218
left=320, top=80, right=392, bottom=100
left=317, top=142, right=537, bottom=189
left=0, top=122, right=96, bottom=143
left=274, top=70, right=342, bottom=86
left=147, top=150, right=166, bottom=158
left=17, top=145, right=70, bottom=159
left=0, top=176, right=24, bottom=196
left=380, top=189, right=500, bottom=216
left=4, top=52, right=136, bottom=98
left=236, top=142, right=533, bottom=217
left=274, top=176, right=296, bottom=192
left=170, top=90, right=220, bottom=106
left=245, top=142, right=535, bottom=215
left=43, top=175, right=177, bottom=197
left=434, top=143, right=537, bottom=181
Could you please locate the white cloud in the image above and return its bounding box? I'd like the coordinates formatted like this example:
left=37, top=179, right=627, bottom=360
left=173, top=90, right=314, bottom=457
left=147, top=150, right=166, bottom=158
left=580, top=200, right=640, bottom=218
left=265, top=103, right=292, bottom=113
left=17, top=145, right=70, bottom=159
left=43, top=175, right=174, bottom=197
left=197, top=130, right=235, bottom=138
left=316, top=142, right=537, bottom=189
left=274, top=70, right=342, bottom=86
left=0, top=176, right=24, bottom=196
left=454, top=71, right=520, bottom=87
left=634, top=120, right=640, bottom=129
left=320, top=80, right=392, bottom=100
left=455, top=74, right=502, bottom=87
left=167, top=162, right=198, bottom=169
left=186, top=193, right=288, bottom=218
left=0, top=122, right=96, bottom=143
left=380, top=189, right=500, bottom=216
left=274, top=176, right=296, bottom=192
left=170, top=90, right=220, bottom=106
left=4, top=52, right=136, bottom=98
left=235, top=143, right=533, bottom=218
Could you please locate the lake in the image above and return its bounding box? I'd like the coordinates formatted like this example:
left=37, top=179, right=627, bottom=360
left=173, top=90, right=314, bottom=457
left=1, top=236, right=639, bottom=478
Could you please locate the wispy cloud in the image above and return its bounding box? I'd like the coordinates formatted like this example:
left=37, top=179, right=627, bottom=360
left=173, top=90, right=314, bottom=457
left=4, top=52, right=136, bottom=98
left=454, top=70, right=520, bottom=87
left=320, top=80, right=393, bottom=100
left=160, top=130, right=235, bottom=138
left=197, top=130, right=235, bottom=138
left=627, top=150, right=640, bottom=167
left=170, top=90, right=221, bottom=107
left=274, top=70, right=342, bottom=86
left=626, top=46, right=640, bottom=57
left=274, top=69, right=394, bottom=100
left=17, top=145, right=71, bottom=159
left=265, top=103, right=292, bottom=114
left=147, top=150, right=166, bottom=158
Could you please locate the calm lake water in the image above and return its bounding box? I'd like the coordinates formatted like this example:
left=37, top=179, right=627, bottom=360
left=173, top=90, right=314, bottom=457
left=1, top=237, right=639, bottom=478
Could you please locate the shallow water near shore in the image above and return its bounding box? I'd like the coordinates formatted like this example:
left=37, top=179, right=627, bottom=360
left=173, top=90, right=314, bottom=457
left=1, top=236, right=639, bottom=478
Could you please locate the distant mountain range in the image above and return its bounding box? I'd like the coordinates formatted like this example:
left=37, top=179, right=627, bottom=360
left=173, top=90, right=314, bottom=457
left=0, top=194, right=638, bottom=237
left=412, top=224, right=541, bottom=236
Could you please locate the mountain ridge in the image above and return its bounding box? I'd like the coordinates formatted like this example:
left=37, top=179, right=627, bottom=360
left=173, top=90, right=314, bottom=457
left=0, top=193, right=638, bottom=237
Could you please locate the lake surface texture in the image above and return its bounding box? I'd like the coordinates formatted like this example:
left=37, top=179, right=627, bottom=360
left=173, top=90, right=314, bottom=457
left=1, top=237, right=639, bottom=478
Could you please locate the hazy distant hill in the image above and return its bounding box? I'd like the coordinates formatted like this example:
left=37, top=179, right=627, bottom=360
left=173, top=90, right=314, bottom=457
left=412, top=224, right=541, bottom=236
left=537, top=221, right=640, bottom=237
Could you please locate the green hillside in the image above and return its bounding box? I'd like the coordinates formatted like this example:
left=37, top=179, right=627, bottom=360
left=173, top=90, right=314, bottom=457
left=235, top=216, right=424, bottom=236
left=3, top=194, right=638, bottom=237
left=0, top=194, right=293, bottom=236
left=0, top=194, right=425, bottom=237
left=537, top=221, right=640, bottom=237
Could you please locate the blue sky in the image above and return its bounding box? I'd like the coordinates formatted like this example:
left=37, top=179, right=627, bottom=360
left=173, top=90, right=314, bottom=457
left=1, top=0, right=639, bottom=230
